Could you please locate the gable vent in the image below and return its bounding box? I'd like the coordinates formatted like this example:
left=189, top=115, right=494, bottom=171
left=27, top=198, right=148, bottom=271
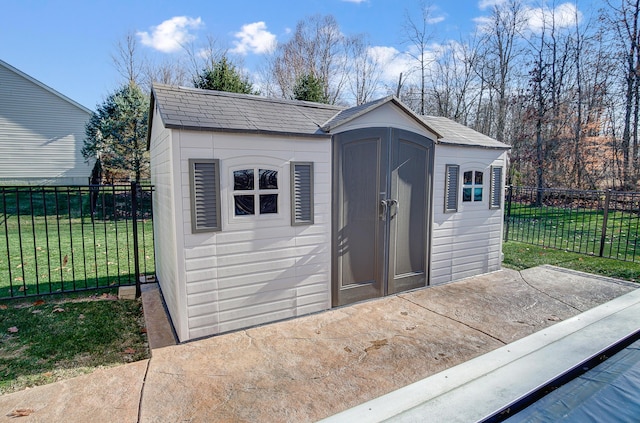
left=189, top=159, right=221, bottom=232
left=444, top=164, right=459, bottom=213
left=291, top=162, right=314, bottom=225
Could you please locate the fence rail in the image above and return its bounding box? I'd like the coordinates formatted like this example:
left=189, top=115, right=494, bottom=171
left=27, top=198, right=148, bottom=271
left=0, top=183, right=154, bottom=299
left=504, top=186, right=640, bottom=262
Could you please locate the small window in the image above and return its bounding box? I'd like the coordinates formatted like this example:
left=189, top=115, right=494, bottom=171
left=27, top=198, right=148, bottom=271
left=291, top=162, right=314, bottom=225
left=490, top=166, right=503, bottom=209
left=189, top=159, right=221, bottom=233
left=232, top=167, right=279, bottom=216
left=463, top=170, right=483, bottom=203
left=444, top=164, right=459, bottom=213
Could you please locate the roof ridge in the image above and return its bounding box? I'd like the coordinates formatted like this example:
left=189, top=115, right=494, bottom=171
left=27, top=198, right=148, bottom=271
left=152, top=83, right=344, bottom=111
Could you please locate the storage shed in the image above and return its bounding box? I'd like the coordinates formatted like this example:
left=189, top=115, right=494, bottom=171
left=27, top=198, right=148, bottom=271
left=147, top=84, right=510, bottom=342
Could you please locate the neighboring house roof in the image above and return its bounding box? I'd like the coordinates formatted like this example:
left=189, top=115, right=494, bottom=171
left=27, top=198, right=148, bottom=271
left=150, top=83, right=342, bottom=138
left=149, top=84, right=510, bottom=150
left=0, top=59, right=92, bottom=114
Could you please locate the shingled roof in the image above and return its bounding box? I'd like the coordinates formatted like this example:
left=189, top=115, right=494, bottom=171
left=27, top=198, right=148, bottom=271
left=149, top=84, right=510, bottom=150
left=150, top=84, right=342, bottom=137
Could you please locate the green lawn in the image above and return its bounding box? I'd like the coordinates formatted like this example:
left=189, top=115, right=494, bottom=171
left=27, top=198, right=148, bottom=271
left=506, top=203, right=640, bottom=262
left=0, top=291, right=149, bottom=395
left=0, top=187, right=154, bottom=298
left=502, top=240, right=640, bottom=282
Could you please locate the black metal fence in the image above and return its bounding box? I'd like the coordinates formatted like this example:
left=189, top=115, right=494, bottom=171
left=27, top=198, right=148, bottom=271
left=0, top=183, right=154, bottom=299
left=504, top=186, right=640, bottom=262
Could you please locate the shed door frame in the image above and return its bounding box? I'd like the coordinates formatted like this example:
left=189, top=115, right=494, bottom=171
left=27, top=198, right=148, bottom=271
left=331, top=127, right=434, bottom=307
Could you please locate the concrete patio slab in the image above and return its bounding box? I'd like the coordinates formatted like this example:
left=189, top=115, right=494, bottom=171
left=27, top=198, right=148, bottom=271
left=0, top=266, right=637, bottom=423
left=0, top=359, right=148, bottom=423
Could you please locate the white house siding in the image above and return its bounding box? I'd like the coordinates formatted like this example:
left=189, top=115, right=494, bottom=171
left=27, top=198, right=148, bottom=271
left=0, top=61, right=93, bottom=185
left=176, top=130, right=332, bottom=340
left=431, top=144, right=507, bottom=285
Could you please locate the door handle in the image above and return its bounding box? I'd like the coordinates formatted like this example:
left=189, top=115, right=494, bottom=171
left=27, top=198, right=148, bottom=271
left=380, top=199, right=399, bottom=221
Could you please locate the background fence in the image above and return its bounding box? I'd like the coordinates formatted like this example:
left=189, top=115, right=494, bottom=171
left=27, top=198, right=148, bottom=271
left=504, top=186, right=640, bottom=262
left=0, top=183, right=154, bottom=299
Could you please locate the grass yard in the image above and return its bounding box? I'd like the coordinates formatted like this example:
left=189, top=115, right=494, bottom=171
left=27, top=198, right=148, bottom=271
left=0, top=186, right=154, bottom=299
left=0, top=291, right=149, bottom=395
left=503, top=240, right=640, bottom=282
left=506, top=202, right=640, bottom=262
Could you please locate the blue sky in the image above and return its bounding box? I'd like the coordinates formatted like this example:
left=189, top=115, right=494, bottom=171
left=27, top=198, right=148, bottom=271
left=1, top=0, right=580, bottom=110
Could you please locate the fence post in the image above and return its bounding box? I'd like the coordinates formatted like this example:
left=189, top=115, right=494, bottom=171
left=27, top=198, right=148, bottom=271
left=599, top=189, right=611, bottom=258
left=131, top=181, right=141, bottom=298
left=504, top=185, right=513, bottom=242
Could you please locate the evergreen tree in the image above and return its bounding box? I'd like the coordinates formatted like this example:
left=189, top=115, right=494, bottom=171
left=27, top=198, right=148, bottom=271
left=193, top=56, right=257, bottom=94
left=82, top=83, right=149, bottom=182
left=292, top=74, right=329, bottom=103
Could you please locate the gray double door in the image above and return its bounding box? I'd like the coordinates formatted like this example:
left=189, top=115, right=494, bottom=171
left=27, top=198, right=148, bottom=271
left=332, top=128, right=434, bottom=307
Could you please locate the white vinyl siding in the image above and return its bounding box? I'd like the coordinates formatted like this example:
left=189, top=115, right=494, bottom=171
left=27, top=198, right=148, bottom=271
left=173, top=131, right=331, bottom=340
left=0, top=61, right=93, bottom=185
left=431, top=145, right=507, bottom=285
left=291, top=162, right=314, bottom=225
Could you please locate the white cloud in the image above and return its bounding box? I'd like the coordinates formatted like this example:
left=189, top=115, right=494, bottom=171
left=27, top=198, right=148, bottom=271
left=525, top=2, right=582, bottom=32
left=231, top=22, right=277, bottom=55
left=478, top=0, right=507, bottom=10
left=137, top=16, right=203, bottom=53
left=369, top=46, right=414, bottom=85
left=427, top=16, right=446, bottom=24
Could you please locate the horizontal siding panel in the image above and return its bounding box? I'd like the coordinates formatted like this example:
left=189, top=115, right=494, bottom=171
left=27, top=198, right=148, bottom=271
left=218, top=298, right=296, bottom=323
left=217, top=269, right=292, bottom=290
left=188, top=292, right=220, bottom=311
left=218, top=289, right=296, bottom=312
left=185, top=279, right=217, bottom=295
left=219, top=278, right=299, bottom=300
left=185, top=256, right=218, bottom=271
left=296, top=292, right=328, bottom=308
left=188, top=314, right=218, bottom=331
left=216, top=258, right=297, bottom=279
left=184, top=245, right=218, bottom=259
left=185, top=268, right=217, bottom=284
left=217, top=309, right=295, bottom=334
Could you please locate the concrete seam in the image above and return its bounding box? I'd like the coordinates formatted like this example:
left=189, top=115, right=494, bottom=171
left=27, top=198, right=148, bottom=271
left=137, top=358, right=152, bottom=423
left=398, top=295, right=507, bottom=345
left=518, top=270, right=582, bottom=312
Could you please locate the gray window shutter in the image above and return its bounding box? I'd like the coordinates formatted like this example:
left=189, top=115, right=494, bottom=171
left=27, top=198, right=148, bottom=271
left=444, top=164, right=459, bottom=213
left=490, top=166, right=503, bottom=209
left=189, top=159, right=221, bottom=232
left=291, top=162, right=314, bottom=225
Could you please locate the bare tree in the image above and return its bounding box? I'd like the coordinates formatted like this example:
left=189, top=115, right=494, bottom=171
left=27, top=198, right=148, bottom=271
left=401, top=1, right=438, bottom=115
left=473, top=0, right=526, bottom=142
left=346, top=34, right=382, bottom=105
left=112, top=32, right=144, bottom=87
left=267, top=14, right=348, bottom=104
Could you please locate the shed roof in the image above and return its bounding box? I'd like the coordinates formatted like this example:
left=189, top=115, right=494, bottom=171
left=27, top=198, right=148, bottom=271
left=150, top=84, right=342, bottom=138
left=149, top=84, right=510, bottom=150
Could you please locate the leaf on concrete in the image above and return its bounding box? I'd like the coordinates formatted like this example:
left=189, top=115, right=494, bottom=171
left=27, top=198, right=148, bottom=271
left=364, top=339, right=388, bottom=352
left=7, top=408, right=34, bottom=417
